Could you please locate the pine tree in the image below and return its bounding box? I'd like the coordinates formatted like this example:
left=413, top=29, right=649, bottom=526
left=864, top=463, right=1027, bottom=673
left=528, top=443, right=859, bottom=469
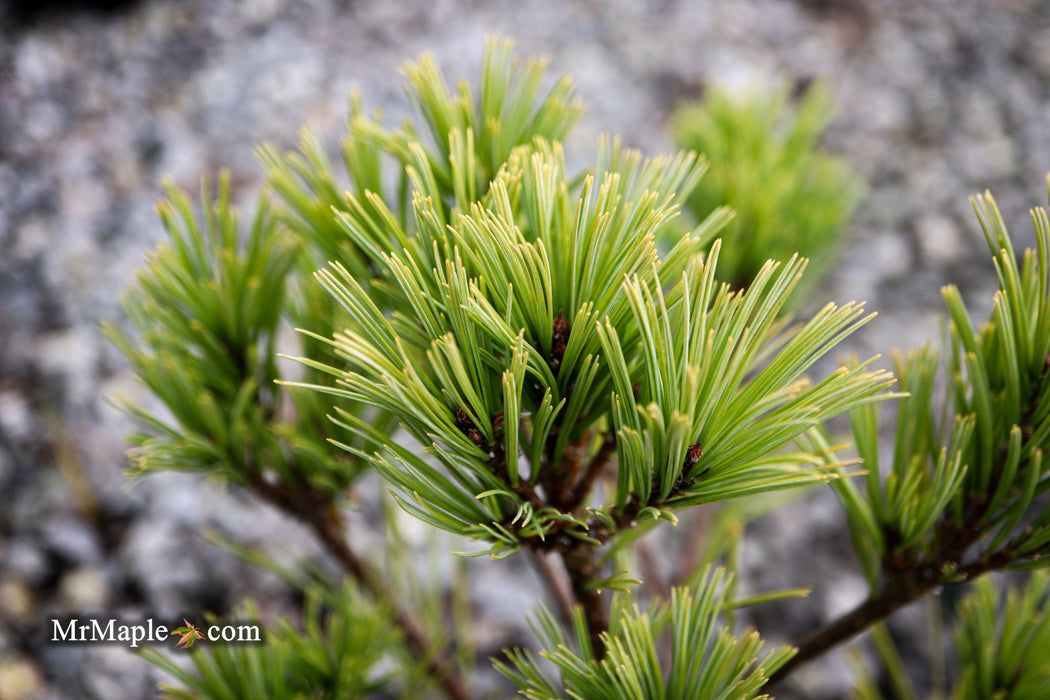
left=107, top=36, right=1050, bottom=698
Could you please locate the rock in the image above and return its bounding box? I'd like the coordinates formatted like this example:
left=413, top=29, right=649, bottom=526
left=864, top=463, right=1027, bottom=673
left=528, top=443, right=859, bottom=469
left=917, top=213, right=964, bottom=264
left=4, top=1, right=1050, bottom=698
left=3, top=538, right=49, bottom=583
left=0, top=579, right=36, bottom=625
left=0, top=655, right=46, bottom=700
left=58, top=566, right=111, bottom=611
left=40, top=514, right=103, bottom=566
left=81, top=646, right=156, bottom=700
left=0, top=392, right=34, bottom=442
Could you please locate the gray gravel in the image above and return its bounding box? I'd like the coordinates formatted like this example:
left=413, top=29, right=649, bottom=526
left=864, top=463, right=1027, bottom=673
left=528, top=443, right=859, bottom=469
left=2, top=0, right=1049, bottom=698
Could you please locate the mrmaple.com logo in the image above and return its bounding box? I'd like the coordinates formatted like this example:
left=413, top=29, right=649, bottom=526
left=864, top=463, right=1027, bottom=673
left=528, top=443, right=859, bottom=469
left=50, top=617, right=262, bottom=649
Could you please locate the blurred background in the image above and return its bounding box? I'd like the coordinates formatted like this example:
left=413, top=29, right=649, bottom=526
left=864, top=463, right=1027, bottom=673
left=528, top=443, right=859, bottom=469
left=1, top=0, right=1049, bottom=697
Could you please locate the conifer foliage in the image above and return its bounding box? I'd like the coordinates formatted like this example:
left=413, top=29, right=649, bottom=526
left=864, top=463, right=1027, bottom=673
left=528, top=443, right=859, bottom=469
left=109, top=36, right=1050, bottom=698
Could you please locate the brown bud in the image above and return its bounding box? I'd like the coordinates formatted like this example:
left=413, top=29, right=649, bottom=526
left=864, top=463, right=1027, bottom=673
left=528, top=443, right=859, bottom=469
left=455, top=406, right=486, bottom=446
left=550, top=311, right=570, bottom=368
left=455, top=406, right=473, bottom=427
left=553, top=311, right=570, bottom=344
left=683, top=442, right=703, bottom=470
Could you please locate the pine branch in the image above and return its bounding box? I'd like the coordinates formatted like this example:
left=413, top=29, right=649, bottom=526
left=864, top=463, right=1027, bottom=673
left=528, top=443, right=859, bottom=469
left=306, top=509, right=474, bottom=700
left=250, top=477, right=474, bottom=700
left=498, top=567, right=793, bottom=699
left=527, top=550, right=576, bottom=627
left=766, top=479, right=1030, bottom=688
left=108, top=175, right=475, bottom=696
left=558, top=540, right=610, bottom=659
left=567, top=433, right=617, bottom=509
left=765, top=559, right=942, bottom=687
left=767, top=533, right=1023, bottom=690
left=790, top=182, right=1050, bottom=689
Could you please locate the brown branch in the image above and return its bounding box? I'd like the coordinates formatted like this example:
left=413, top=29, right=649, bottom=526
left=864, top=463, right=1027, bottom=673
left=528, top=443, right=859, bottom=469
left=766, top=546, right=1012, bottom=689
left=514, top=477, right=548, bottom=513
left=635, top=538, right=669, bottom=600
left=251, top=479, right=473, bottom=700
left=305, top=506, right=474, bottom=700
left=541, top=436, right=585, bottom=511
left=764, top=499, right=999, bottom=691
left=765, top=578, right=938, bottom=687
left=528, top=549, right=576, bottom=627
left=514, top=455, right=695, bottom=662
left=559, top=539, right=609, bottom=658
left=568, top=434, right=617, bottom=510
left=762, top=355, right=1050, bottom=691
left=669, top=505, right=717, bottom=588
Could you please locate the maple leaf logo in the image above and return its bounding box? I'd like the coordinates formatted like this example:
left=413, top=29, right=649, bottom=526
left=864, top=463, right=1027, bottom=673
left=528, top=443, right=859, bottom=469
left=171, top=619, right=204, bottom=649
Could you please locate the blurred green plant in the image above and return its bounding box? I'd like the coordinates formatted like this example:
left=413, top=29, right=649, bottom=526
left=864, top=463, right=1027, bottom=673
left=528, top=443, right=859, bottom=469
left=671, top=81, right=863, bottom=304
left=850, top=572, right=1050, bottom=699
left=142, top=583, right=429, bottom=699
